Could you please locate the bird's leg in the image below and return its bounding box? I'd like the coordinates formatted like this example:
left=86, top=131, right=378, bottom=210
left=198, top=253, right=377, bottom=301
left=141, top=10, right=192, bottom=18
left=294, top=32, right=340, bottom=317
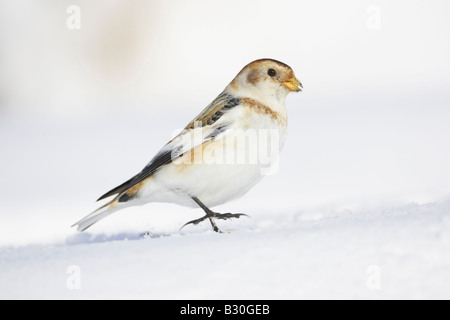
left=180, top=197, right=248, bottom=232
left=186, top=197, right=219, bottom=232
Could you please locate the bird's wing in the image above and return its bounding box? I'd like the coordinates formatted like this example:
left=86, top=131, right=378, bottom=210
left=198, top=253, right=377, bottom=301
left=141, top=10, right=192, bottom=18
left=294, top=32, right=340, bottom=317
left=96, top=144, right=181, bottom=201
left=97, top=91, right=240, bottom=202
left=183, top=91, right=240, bottom=129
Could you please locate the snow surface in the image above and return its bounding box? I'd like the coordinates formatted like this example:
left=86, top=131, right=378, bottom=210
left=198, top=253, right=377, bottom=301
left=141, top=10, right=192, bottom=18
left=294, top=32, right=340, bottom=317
left=1, top=92, right=450, bottom=299
left=1, top=201, right=450, bottom=299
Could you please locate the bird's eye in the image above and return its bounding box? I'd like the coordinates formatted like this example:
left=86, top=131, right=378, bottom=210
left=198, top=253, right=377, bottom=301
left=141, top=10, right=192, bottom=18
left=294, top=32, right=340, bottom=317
left=267, top=68, right=276, bottom=77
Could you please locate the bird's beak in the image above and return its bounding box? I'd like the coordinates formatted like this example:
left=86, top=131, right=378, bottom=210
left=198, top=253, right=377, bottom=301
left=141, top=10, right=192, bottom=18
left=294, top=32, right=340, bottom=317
left=283, top=76, right=303, bottom=92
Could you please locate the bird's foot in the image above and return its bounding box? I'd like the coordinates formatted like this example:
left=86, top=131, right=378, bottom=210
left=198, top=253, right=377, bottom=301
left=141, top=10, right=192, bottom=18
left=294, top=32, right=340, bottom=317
left=211, top=212, right=249, bottom=221
left=180, top=212, right=249, bottom=232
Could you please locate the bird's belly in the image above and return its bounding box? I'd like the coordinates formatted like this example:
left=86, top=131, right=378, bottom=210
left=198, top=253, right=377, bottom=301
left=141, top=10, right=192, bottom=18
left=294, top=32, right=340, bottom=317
left=167, top=162, right=264, bottom=207
left=145, top=123, right=286, bottom=207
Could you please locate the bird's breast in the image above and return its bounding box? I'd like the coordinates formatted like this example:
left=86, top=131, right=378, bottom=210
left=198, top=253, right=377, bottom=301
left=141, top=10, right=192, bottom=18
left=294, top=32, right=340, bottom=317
left=239, top=97, right=287, bottom=128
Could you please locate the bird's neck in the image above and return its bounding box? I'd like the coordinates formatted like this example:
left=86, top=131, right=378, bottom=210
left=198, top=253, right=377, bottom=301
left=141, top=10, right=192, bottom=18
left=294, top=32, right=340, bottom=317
left=225, top=84, right=288, bottom=116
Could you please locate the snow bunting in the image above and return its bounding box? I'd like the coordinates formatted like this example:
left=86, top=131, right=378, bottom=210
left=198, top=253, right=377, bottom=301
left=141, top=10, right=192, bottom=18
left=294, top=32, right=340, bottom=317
left=73, top=58, right=302, bottom=232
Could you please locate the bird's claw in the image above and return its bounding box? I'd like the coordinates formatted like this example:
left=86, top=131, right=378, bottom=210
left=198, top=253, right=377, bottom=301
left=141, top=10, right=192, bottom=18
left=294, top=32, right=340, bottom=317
left=180, top=212, right=249, bottom=231
left=213, top=212, right=249, bottom=220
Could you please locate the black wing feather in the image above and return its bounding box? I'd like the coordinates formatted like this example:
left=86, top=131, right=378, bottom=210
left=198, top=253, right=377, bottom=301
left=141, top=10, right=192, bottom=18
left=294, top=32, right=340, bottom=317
left=97, top=176, right=136, bottom=201
left=97, top=146, right=182, bottom=201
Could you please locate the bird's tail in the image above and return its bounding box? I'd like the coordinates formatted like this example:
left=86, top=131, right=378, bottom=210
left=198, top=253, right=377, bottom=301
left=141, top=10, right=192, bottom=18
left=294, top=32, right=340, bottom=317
left=72, top=197, right=120, bottom=232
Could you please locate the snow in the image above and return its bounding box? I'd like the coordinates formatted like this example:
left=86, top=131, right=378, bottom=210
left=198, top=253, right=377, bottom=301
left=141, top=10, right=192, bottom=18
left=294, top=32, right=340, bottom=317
left=1, top=201, right=450, bottom=299
left=1, top=83, right=450, bottom=300
left=1, top=0, right=450, bottom=300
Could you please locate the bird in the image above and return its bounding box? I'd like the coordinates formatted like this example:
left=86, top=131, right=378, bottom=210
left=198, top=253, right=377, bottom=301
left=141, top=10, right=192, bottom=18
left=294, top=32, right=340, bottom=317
left=72, top=58, right=302, bottom=232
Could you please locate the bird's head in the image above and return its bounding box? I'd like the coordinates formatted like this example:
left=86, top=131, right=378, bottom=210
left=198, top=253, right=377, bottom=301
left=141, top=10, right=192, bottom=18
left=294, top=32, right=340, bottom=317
left=228, top=58, right=302, bottom=104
